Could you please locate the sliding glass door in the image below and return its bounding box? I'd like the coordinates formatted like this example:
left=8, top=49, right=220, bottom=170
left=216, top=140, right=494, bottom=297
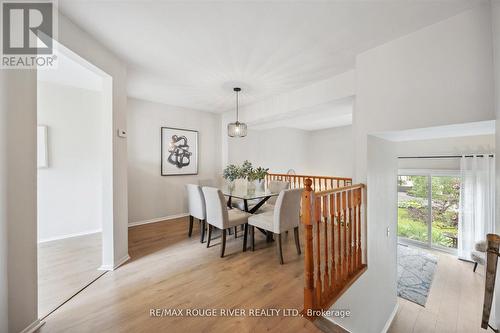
left=397, top=173, right=460, bottom=252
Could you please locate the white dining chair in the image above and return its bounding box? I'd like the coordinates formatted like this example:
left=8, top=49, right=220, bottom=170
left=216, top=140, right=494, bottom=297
left=186, top=184, right=207, bottom=243
left=248, top=188, right=303, bottom=264
left=202, top=187, right=252, bottom=257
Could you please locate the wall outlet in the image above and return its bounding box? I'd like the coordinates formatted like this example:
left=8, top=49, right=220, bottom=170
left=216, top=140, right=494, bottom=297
left=386, top=227, right=390, bottom=237
left=117, top=129, right=127, bottom=138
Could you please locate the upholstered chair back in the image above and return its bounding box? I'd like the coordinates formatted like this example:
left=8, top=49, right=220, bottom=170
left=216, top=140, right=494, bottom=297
left=201, top=187, right=228, bottom=229
left=273, top=188, right=303, bottom=233
left=186, top=184, right=206, bottom=220
left=267, top=181, right=290, bottom=205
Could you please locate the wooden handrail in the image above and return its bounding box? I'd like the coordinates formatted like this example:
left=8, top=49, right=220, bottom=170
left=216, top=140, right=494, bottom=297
left=266, top=173, right=352, bottom=191
left=481, top=234, right=500, bottom=330
left=301, top=178, right=367, bottom=319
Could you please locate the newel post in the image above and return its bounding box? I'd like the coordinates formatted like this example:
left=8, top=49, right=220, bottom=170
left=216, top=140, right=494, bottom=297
left=302, top=178, right=315, bottom=314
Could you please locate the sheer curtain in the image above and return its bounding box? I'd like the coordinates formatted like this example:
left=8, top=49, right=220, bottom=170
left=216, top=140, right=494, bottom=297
left=458, top=155, right=495, bottom=260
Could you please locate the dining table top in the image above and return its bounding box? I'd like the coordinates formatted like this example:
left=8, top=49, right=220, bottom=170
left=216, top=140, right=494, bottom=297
left=221, top=187, right=280, bottom=200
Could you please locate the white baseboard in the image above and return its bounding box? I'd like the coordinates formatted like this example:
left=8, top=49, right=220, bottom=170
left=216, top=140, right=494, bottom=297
left=21, top=319, right=45, bottom=333
left=38, top=229, right=102, bottom=243
left=128, top=213, right=189, bottom=227
left=381, top=303, right=399, bottom=333
left=98, top=254, right=130, bottom=271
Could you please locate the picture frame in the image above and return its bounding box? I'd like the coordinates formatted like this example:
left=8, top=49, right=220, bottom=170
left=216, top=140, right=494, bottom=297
left=161, top=127, right=199, bottom=176
left=37, top=125, right=49, bottom=168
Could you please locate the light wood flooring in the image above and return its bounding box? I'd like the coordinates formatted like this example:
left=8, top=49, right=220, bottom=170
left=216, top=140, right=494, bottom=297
left=38, top=232, right=102, bottom=318
left=38, top=218, right=320, bottom=333
left=37, top=221, right=490, bottom=333
left=389, top=247, right=487, bottom=333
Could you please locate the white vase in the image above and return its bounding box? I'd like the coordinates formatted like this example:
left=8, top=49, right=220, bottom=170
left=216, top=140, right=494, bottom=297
left=254, top=179, right=265, bottom=192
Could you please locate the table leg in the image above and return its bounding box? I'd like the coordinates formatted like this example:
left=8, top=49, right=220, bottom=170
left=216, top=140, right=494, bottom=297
left=243, top=223, right=248, bottom=252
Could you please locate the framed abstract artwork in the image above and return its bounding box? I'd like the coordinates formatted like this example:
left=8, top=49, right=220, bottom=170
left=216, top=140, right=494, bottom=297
left=161, top=127, right=198, bottom=176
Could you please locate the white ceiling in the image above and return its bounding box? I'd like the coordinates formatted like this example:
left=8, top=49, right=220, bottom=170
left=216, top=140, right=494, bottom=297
left=372, top=120, right=496, bottom=142
left=250, top=96, right=353, bottom=131
left=59, top=0, right=482, bottom=113
left=37, top=48, right=103, bottom=91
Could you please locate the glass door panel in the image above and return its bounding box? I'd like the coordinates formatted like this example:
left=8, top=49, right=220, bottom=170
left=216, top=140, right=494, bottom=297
left=398, top=175, right=430, bottom=244
left=431, top=176, right=460, bottom=249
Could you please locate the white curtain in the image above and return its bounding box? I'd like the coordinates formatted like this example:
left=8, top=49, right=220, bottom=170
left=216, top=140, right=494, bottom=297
left=458, top=155, right=495, bottom=260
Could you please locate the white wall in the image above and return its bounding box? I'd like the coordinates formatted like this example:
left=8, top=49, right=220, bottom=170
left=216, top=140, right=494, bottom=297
left=307, top=126, right=352, bottom=177
left=333, top=136, right=398, bottom=332
left=127, top=97, right=221, bottom=224
left=221, top=71, right=355, bottom=168
left=341, top=4, right=495, bottom=333
left=353, top=4, right=495, bottom=182
left=397, top=134, right=495, bottom=170
left=227, top=125, right=353, bottom=177
left=37, top=81, right=103, bottom=242
left=58, top=12, right=129, bottom=270
left=0, top=70, right=38, bottom=333
left=228, top=127, right=309, bottom=174
left=0, top=11, right=129, bottom=331
left=491, top=0, right=500, bottom=328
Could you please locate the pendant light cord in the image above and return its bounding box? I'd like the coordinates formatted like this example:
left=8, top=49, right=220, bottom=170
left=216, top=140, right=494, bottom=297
left=236, top=90, right=239, bottom=122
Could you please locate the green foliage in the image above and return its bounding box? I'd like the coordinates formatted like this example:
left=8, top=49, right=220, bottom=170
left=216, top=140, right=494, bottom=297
left=223, top=161, right=269, bottom=182
left=404, top=176, right=460, bottom=228
left=249, top=166, right=269, bottom=181
left=222, top=164, right=240, bottom=182
left=398, top=208, right=457, bottom=248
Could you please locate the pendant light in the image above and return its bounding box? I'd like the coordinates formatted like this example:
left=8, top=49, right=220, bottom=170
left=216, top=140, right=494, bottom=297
left=227, top=87, right=247, bottom=137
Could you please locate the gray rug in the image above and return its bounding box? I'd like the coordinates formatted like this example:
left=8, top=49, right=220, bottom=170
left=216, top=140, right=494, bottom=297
left=397, top=244, right=437, bottom=306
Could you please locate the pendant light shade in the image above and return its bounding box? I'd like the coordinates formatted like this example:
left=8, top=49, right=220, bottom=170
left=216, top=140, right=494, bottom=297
left=227, top=87, right=247, bottom=137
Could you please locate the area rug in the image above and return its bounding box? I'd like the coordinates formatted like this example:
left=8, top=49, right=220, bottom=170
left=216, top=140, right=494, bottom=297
left=397, top=244, right=437, bottom=306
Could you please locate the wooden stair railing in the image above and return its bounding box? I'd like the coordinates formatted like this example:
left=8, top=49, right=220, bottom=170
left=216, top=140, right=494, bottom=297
left=266, top=173, right=352, bottom=191
left=481, top=234, right=500, bottom=332
left=301, top=178, right=367, bottom=318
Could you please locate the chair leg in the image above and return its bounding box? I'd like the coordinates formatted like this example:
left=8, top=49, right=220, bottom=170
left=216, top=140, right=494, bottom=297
left=276, top=233, right=284, bottom=265
left=207, top=224, right=212, bottom=248
left=473, top=261, right=478, bottom=272
left=220, top=229, right=227, bottom=258
left=294, top=226, right=301, bottom=255
left=243, top=224, right=248, bottom=252
left=251, top=226, right=255, bottom=251
left=188, top=216, right=194, bottom=237
left=234, top=226, right=238, bottom=239
left=200, top=220, right=206, bottom=243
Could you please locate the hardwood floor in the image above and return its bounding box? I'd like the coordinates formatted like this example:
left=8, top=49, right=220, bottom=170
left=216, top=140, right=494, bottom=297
left=389, top=247, right=487, bottom=333
left=38, top=218, right=320, bottom=333
left=38, top=232, right=102, bottom=318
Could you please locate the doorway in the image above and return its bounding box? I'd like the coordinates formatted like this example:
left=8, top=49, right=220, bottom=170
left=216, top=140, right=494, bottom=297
left=36, top=41, right=114, bottom=318
left=397, top=172, right=460, bottom=253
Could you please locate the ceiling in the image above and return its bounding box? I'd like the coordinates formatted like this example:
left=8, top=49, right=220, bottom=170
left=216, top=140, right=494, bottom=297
left=38, top=49, right=103, bottom=91
left=250, top=96, right=353, bottom=131
left=372, top=120, right=496, bottom=142
left=59, top=0, right=482, bottom=113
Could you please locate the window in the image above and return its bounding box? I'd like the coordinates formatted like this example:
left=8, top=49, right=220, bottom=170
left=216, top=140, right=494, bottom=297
left=398, top=172, right=460, bottom=253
